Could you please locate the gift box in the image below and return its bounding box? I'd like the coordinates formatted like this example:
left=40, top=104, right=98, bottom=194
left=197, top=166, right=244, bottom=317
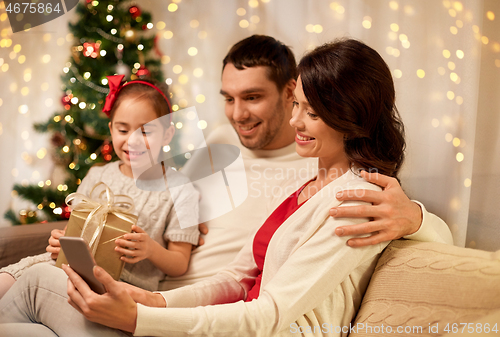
left=56, top=182, right=138, bottom=281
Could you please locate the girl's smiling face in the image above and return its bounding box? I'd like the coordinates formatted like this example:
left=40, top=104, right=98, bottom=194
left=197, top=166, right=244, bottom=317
left=109, top=96, right=173, bottom=178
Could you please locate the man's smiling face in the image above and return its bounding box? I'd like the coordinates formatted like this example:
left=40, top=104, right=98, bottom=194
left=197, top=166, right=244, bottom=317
left=220, top=63, right=290, bottom=150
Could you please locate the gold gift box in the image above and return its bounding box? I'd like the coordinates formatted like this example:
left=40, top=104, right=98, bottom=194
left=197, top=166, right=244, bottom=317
left=56, top=190, right=138, bottom=281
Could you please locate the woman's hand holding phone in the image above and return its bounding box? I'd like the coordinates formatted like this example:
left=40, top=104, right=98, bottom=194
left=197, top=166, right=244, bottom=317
left=59, top=237, right=106, bottom=294
left=62, top=264, right=138, bottom=333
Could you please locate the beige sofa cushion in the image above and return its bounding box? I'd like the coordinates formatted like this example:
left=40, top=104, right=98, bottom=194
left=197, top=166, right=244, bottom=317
left=351, top=240, right=500, bottom=336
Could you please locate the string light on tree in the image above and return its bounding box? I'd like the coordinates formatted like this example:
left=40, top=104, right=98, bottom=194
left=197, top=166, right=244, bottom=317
left=83, top=42, right=100, bottom=58
left=102, top=139, right=113, bottom=161
left=123, top=26, right=136, bottom=42
left=137, top=65, right=150, bottom=77
left=129, top=5, right=141, bottom=19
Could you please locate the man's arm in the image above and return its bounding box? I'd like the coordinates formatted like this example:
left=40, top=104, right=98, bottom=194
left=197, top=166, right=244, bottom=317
left=330, top=171, right=453, bottom=247
left=402, top=200, right=454, bottom=245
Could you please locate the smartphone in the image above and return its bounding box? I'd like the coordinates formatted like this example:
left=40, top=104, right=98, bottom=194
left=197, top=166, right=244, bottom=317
left=59, top=236, right=107, bottom=294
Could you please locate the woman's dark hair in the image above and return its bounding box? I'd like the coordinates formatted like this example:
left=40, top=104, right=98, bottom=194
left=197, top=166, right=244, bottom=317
left=223, top=35, right=297, bottom=92
left=109, top=79, right=171, bottom=128
left=297, top=38, right=406, bottom=178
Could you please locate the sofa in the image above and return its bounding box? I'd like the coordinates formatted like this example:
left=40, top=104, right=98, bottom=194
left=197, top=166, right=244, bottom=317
left=351, top=239, right=500, bottom=336
left=1, top=222, right=499, bottom=336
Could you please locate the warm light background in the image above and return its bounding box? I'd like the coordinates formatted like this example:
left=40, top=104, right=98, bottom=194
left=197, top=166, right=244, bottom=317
left=0, top=0, right=499, bottom=251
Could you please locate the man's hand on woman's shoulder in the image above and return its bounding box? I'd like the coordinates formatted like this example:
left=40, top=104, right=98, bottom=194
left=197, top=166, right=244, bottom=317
left=329, top=171, right=422, bottom=247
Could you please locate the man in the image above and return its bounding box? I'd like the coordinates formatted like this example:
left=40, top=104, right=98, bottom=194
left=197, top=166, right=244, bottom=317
left=0, top=35, right=452, bottom=335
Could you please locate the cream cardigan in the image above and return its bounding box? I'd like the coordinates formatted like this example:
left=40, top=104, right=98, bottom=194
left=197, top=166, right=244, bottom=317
left=134, top=170, right=392, bottom=336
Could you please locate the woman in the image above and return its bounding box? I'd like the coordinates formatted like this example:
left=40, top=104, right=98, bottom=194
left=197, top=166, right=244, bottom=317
left=0, top=39, right=405, bottom=336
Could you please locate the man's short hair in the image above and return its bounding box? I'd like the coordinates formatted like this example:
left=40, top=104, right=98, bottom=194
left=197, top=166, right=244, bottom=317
left=222, top=35, right=297, bottom=92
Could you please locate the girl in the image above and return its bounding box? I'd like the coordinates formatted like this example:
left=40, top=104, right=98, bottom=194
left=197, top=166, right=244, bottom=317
left=0, top=75, right=200, bottom=295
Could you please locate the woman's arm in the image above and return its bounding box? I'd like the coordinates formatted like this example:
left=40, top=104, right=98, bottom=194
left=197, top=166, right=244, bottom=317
left=64, top=209, right=383, bottom=336
left=63, top=238, right=259, bottom=333
left=65, top=182, right=386, bottom=336
left=159, top=238, right=259, bottom=308
left=135, top=209, right=387, bottom=336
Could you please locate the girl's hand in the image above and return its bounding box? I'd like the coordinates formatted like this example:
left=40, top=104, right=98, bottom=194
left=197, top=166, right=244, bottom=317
left=115, top=225, right=155, bottom=264
left=193, top=222, right=208, bottom=249
left=46, top=227, right=66, bottom=260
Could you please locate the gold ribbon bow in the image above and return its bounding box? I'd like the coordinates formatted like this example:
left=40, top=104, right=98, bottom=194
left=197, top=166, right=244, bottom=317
left=65, top=182, right=137, bottom=256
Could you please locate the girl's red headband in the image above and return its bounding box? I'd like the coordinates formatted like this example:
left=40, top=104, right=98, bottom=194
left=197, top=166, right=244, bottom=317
left=102, top=75, right=172, bottom=119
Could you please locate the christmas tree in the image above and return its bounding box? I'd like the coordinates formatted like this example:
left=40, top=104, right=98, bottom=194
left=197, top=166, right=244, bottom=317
left=5, top=0, right=166, bottom=225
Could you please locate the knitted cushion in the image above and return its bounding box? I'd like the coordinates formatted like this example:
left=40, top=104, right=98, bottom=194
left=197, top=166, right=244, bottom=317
left=350, top=240, right=500, bottom=336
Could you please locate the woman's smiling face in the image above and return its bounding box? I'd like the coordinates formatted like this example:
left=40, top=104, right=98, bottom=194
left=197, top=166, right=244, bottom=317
left=289, top=76, right=347, bottom=166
